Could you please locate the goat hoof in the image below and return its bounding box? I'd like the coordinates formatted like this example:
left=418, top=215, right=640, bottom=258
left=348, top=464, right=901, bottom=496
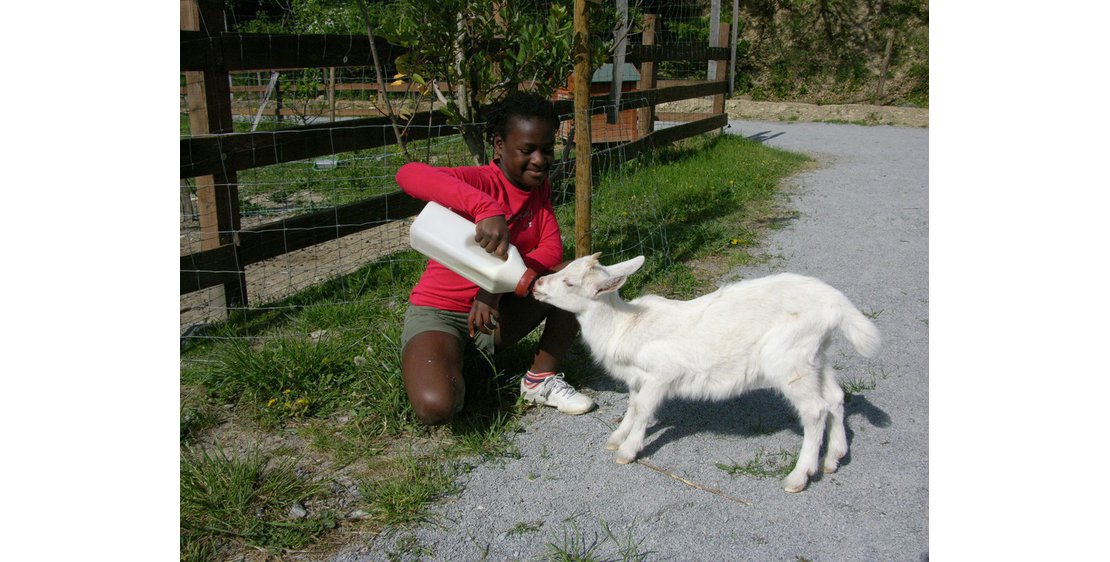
left=822, top=462, right=839, bottom=474
left=614, top=452, right=636, bottom=464
left=782, top=474, right=808, bottom=493
left=604, top=441, right=619, bottom=451
left=783, top=482, right=806, bottom=493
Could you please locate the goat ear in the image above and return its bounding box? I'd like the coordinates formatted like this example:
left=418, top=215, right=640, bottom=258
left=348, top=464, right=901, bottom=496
left=605, top=256, right=645, bottom=278
left=591, top=274, right=628, bottom=297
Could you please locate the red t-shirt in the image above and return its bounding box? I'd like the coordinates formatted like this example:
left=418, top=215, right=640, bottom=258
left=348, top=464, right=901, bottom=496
left=396, top=160, right=565, bottom=312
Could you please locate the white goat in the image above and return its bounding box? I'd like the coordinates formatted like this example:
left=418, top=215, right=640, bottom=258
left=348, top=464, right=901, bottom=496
left=531, top=253, right=881, bottom=493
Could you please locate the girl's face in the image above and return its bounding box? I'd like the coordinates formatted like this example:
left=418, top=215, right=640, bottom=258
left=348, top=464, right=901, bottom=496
left=494, top=115, right=556, bottom=191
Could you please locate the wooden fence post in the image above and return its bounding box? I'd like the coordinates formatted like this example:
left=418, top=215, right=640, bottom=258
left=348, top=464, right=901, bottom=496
left=274, top=77, right=283, bottom=122
left=707, top=0, right=721, bottom=81
left=637, top=14, right=657, bottom=139
left=181, top=0, right=245, bottom=309
left=712, top=23, right=730, bottom=117
left=328, top=67, right=336, bottom=122
left=728, top=0, right=739, bottom=97
left=573, top=0, right=592, bottom=258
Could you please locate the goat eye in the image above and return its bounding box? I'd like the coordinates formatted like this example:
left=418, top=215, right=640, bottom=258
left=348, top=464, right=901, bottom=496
left=563, top=278, right=573, bottom=287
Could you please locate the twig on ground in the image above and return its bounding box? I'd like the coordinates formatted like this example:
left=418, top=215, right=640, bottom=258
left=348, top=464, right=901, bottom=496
left=636, top=459, right=753, bottom=506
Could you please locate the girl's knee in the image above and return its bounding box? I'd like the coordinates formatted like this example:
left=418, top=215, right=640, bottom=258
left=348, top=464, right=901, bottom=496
left=410, top=389, right=458, bottom=426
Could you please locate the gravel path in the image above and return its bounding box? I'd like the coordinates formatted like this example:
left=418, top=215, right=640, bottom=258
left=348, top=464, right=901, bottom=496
left=331, top=119, right=929, bottom=561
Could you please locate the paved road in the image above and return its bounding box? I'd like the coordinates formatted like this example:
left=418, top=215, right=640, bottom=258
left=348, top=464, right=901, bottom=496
left=332, top=120, right=929, bottom=561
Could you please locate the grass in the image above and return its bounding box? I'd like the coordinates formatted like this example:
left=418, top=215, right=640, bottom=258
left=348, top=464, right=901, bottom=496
left=180, top=387, right=224, bottom=443
left=180, top=447, right=338, bottom=561
left=543, top=519, right=651, bottom=562
left=357, top=453, right=461, bottom=526
left=507, top=520, right=545, bottom=536
left=861, top=307, right=883, bottom=320
left=180, top=132, right=810, bottom=559
left=841, top=374, right=878, bottom=402
left=715, top=447, right=800, bottom=480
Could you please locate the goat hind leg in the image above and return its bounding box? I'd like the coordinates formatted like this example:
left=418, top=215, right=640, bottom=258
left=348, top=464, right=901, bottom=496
left=820, top=363, right=848, bottom=473
left=780, top=372, right=829, bottom=493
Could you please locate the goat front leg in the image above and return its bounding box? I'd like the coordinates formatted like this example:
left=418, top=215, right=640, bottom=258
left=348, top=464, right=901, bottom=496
left=614, top=383, right=665, bottom=464
left=605, top=388, right=638, bottom=451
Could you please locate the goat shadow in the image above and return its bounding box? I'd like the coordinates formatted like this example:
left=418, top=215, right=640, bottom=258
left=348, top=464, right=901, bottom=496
left=589, top=375, right=891, bottom=466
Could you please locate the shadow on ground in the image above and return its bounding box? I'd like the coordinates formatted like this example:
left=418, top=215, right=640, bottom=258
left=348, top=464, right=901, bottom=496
left=584, top=375, right=891, bottom=464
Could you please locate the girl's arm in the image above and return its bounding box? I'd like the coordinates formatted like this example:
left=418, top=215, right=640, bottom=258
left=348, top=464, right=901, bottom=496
left=396, top=162, right=506, bottom=222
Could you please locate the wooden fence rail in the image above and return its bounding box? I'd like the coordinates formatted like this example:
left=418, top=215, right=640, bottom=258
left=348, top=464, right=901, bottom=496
left=180, top=0, right=734, bottom=312
left=180, top=80, right=724, bottom=180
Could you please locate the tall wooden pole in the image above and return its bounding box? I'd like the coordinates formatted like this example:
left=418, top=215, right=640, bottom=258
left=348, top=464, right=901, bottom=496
left=607, top=0, right=628, bottom=125
left=636, top=14, right=657, bottom=139
left=328, top=67, right=336, bottom=122
left=729, top=0, right=739, bottom=97
left=573, top=0, right=592, bottom=257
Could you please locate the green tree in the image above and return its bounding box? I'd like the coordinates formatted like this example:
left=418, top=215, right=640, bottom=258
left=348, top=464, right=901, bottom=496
left=224, top=0, right=369, bottom=33
left=377, top=0, right=619, bottom=163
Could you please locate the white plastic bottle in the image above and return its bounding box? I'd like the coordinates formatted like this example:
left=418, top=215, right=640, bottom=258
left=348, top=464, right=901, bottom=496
left=409, top=201, right=538, bottom=297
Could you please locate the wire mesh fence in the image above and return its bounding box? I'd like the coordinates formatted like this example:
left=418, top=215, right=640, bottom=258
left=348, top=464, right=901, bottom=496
left=180, top=0, right=730, bottom=345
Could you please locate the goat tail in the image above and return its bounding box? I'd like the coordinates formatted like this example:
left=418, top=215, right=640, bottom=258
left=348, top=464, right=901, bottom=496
left=839, top=303, right=882, bottom=358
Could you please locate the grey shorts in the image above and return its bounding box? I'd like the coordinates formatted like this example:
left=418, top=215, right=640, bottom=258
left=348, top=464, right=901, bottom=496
left=401, top=305, right=497, bottom=356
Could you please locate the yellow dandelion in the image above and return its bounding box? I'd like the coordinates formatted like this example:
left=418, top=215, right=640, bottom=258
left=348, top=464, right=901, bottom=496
left=267, top=398, right=277, bottom=408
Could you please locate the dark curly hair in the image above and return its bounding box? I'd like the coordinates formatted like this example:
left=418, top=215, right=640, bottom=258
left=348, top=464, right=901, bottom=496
left=482, top=91, right=560, bottom=146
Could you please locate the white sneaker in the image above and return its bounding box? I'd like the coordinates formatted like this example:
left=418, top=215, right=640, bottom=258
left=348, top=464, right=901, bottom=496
left=520, top=372, right=595, bottom=415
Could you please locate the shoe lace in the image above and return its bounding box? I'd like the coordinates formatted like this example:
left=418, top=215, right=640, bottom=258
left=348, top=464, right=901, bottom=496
left=544, top=374, right=578, bottom=397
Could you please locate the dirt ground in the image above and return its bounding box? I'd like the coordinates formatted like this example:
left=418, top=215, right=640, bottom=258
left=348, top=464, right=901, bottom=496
left=179, top=99, right=927, bottom=332
left=661, top=97, right=929, bottom=128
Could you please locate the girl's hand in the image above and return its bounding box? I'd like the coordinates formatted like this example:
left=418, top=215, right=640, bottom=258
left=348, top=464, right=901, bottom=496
left=469, top=290, right=502, bottom=337
left=475, top=215, right=510, bottom=259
